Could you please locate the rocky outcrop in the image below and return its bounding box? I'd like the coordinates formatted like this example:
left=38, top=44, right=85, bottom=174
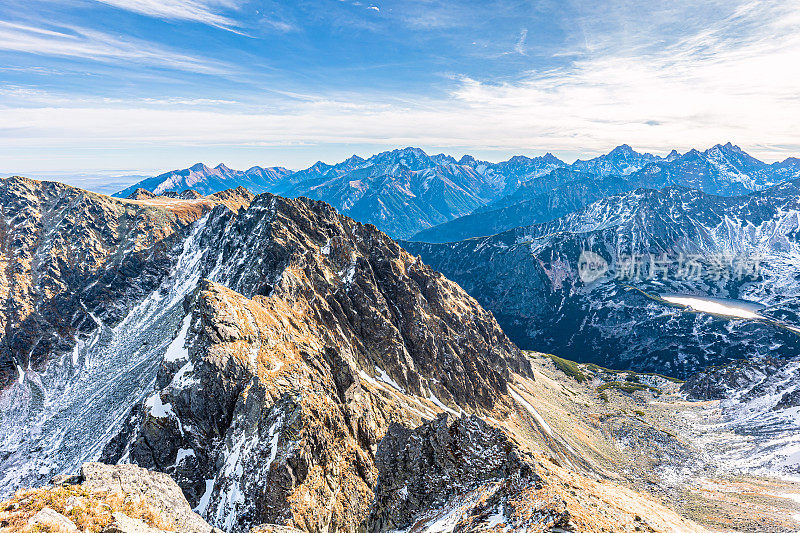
left=76, top=462, right=216, bottom=533
left=208, top=186, right=255, bottom=212
left=681, top=357, right=786, bottom=400
left=27, top=507, right=79, bottom=531
left=367, top=414, right=569, bottom=533
left=126, top=188, right=157, bottom=200
left=0, top=462, right=213, bottom=533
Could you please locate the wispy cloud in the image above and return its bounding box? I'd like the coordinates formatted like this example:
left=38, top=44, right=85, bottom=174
left=0, top=20, right=229, bottom=74
left=514, top=29, right=527, bottom=55
left=2, top=0, right=799, bottom=169
left=92, top=0, right=240, bottom=30
left=449, top=0, right=800, bottom=158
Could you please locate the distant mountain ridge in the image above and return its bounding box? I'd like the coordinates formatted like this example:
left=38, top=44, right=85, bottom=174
left=113, top=163, right=292, bottom=198
left=412, top=142, right=800, bottom=242
left=113, top=144, right=800, bottom=240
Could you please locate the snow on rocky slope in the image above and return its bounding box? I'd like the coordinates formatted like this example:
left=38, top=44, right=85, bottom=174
left=405, top=179, right=800, bottom=377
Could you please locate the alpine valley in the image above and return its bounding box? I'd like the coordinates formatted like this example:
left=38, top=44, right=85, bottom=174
left=2, top=142, right=800, bottom=533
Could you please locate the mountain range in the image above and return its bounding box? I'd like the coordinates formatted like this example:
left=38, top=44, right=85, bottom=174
left=404, top=178, right=800, bottom=377
left=114, top=143, right=800, bottom=240
left=3, top=174, right=800, bottom=532
left=114, top=163, right=292, bottom=198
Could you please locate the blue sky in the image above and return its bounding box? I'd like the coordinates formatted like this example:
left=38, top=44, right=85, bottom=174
left=1, top=0, right=799, bottom=189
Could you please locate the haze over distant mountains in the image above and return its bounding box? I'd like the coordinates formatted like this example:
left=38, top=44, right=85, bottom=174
left=114, top=143, right=800, bottom=240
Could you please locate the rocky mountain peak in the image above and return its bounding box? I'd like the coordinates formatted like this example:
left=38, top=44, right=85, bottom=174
left=609, top=143, right=635, bottom=155
left=127, top=187, right=157, bottom=200
left=189, top=163, right=212, bottom=173
left=90, top=190, right=531, bottom=532
left=541, top=152, right=564, bottom=164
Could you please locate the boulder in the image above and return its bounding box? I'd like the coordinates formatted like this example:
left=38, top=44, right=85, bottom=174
left=27, top=507, right=78, bottom=532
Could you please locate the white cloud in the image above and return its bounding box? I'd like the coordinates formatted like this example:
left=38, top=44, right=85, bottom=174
left=1, top=0, right=799, bottom=167
left=0, top=21, right=228, bottom=74
left=445, top=0, right=800, bottom=159
left=92, top=0, right=239, bottom=29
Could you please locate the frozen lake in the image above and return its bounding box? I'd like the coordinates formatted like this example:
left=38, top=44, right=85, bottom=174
left=660, top=294, right=766, bottom=320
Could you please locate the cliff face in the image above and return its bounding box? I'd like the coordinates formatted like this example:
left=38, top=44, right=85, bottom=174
left=0, top=177, right=183, bottom=390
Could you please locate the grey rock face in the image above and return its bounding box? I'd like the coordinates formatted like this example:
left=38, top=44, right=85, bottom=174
left=368, top=414, right=568, bottom=533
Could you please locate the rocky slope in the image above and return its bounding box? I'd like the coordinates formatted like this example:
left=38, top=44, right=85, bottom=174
left=405, top=180, right=800, bottom=377
left=0, top=179, right=252, bottom=490
left=0, top=177, right=249, bottom=391
left=682, top=356, right=800, bottom=480
left=520, top=352, right=800, bottom=532
left=3, top=177, right=795, bottom=533
left=411, top=170, right=630, bottom=242
left=367, top=413, right=567, bottom=533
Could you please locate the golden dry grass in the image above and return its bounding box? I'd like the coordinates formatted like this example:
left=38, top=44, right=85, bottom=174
left=0, top=485, right=173, bottom=533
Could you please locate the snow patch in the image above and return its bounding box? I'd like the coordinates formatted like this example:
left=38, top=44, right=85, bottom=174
left=509, top=388, right=553, bottom=436
left=376, top=366, right=405, bottom=392
left=195, top=479, right=215, bottom=514
left=423, top=502, right=464, bottom=533
left=164, top=315, right=192, bottom=362
left=428, top=391, right=459, bottom=416
left=145, top=393, right=175, bottom=419
left=175, top=448, right=195, bottom=465
left=485, top=503, right=506, bottom=528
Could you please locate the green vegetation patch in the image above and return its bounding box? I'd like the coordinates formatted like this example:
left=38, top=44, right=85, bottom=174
left=596, top=381, right=660, bottom=395
left=545, top=354, right=587, bottom=383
